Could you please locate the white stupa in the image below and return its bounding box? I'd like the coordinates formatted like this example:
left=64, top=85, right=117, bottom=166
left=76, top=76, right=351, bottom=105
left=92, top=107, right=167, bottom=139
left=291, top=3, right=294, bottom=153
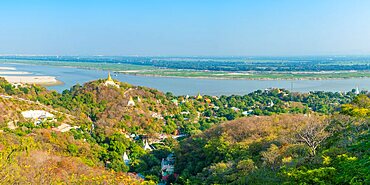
left=355, top=86, right=360, bottom=95
left=127, top=96, right=135, bottom=106
left=268, top=100, right=274, bottom=107
left=123, top=151, right=130, bottom=165
left=143, top=140, right=152, bottom=151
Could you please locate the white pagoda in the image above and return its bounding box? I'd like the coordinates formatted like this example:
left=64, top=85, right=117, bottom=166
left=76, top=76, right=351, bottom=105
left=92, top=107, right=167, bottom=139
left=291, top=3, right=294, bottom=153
left=127, top=96, right=135, bottom=106
left=143, top=140, right=152, bottom=151
left=355, top=86, right=360, bottom=95
left=123, top=151, right=130, bottom=165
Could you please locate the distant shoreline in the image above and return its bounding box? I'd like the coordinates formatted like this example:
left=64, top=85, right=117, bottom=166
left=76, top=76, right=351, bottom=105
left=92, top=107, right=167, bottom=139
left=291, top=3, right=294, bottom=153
left=2, top=59, right=370, bottom=81
left=115, top=71, right=370, bottom=81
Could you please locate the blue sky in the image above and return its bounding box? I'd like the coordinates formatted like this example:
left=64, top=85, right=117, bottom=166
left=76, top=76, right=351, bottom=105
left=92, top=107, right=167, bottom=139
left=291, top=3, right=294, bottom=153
left=1, top=0, right=370, bottom=56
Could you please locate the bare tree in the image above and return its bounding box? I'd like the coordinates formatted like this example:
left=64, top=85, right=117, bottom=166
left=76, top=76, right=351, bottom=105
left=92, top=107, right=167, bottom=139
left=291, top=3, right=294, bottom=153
left=296, top=120, right=331, bottom=157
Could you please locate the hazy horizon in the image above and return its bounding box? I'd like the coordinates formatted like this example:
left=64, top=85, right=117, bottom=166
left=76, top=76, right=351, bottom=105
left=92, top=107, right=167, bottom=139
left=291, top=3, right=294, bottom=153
left=1, top=0, right=370, bottom=56
left=2, top=54, right=370, bottom=58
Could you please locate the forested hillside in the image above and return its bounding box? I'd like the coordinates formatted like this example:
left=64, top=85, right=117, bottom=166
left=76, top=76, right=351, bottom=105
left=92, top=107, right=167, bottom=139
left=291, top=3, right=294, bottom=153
left=175, top=96, right=369, bottom=184
left=0, top=77, right=368, bottom=184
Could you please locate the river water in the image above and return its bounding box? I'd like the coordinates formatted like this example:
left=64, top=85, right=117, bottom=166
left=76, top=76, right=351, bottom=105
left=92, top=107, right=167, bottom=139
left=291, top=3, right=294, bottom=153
left=0, top=63, right=368, bottom=95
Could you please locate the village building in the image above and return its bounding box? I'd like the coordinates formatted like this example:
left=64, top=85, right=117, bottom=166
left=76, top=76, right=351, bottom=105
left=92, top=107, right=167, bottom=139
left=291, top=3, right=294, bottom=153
left=231, top=107, right=240, bottom=112
left=151, top=112, right=164, bottom=119
left=180, top=111, right=190, bottom=115
left=171, top=99, right=178, bottom=106
left=21, top=110, right=55, bottom=125
left=12, top=82, right=26, bottom=88
left=242, top=110, right=253, bottom=116
left=161, top=153, right=176, bottom=181
left=52, top=123, right=80, bottom=132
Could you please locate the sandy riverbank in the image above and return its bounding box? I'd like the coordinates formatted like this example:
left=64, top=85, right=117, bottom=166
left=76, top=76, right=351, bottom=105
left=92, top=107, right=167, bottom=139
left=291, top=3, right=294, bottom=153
left=0, top=76, right=63, bottom=86
left=0, top=71, right=31, bottom=75
left=0, top=67, right=16, bottom=70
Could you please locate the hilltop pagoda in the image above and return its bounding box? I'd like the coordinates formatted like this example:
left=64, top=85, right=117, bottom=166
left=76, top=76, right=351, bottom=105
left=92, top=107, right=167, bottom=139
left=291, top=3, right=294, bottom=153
left=355, top=86, right=360, bottom=95
left=104, top=72, right=119, bottom=88
left=196, top=93, right=203, bottom=100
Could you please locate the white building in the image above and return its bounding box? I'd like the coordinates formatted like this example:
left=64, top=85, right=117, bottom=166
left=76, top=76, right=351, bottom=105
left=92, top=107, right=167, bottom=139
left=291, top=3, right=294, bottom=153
left=21, top=110, right=55, bottom=125
left=231, top=107, right=240, bottom=112
left=22, top=110, right=54, bottom=119
left=152, top=112, right=164, bottom=119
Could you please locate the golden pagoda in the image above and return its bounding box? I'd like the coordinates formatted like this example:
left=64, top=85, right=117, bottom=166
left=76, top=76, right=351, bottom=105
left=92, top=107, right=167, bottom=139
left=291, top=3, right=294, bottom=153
left=196, top=93, right=203, bottom=100
left=107, top=72, right=113, bottom=81
left=104, top=72, right=119, bottom=87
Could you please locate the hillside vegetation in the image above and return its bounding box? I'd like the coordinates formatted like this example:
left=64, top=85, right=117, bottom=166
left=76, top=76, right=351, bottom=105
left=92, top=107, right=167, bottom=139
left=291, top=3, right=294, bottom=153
left=175, top=96, right=370, bottom=184
left=0, top=77, right=369, bottom=184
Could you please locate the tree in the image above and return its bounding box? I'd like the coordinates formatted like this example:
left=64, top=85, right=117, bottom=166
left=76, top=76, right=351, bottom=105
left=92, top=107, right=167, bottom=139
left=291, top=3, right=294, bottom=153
left=296, top=120, right=331, bottom=156
left=261, top=144, right=281, bottom=169
left=236, top=159, right=255, bottom=175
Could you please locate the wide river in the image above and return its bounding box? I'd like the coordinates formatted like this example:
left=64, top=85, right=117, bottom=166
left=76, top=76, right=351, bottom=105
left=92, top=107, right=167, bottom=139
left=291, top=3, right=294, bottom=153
left=1, top=63, right=369, bottom=95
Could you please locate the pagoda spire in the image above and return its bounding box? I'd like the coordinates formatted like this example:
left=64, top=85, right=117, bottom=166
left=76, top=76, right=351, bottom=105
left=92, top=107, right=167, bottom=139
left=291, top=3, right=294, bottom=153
left=107, top=72, right=113, bottom=81
left=196, top=93, right=203, bottom=100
